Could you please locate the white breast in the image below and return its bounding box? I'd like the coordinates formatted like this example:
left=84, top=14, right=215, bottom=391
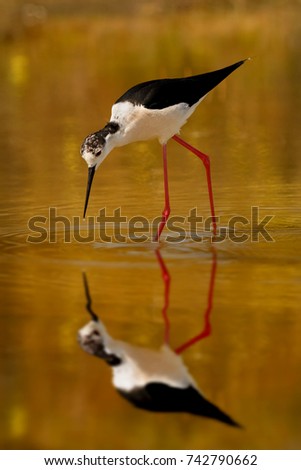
left=111, top=344, right=196, bottom=392
left=109, top=99, right=203, bottom=146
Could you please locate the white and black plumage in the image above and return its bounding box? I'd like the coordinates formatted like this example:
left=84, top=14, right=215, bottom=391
left=81, top=59, right=249, bottom=239
left=78, top=273, right=240, bottom=427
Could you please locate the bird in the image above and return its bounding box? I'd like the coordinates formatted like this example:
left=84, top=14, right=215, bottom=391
left=78, top=268, right=240, bottom=427
left=80, top=59, right=249, bottom=241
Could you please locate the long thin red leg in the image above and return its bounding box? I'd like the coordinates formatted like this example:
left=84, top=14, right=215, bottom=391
left=174, top=249, right=217, bottom=355
left=172, top=134, right=217, bottom=235
left=154, top=143, right=170, bottom=241
left=155, top=248, right=171, bottom=344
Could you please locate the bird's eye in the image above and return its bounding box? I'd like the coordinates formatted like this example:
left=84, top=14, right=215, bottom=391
left=95, top=150, right=102, bottom=157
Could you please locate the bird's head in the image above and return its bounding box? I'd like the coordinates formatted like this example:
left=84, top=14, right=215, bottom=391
left=80, top=130, right=110, bottom=218
left=80, top=130, right=108, bottom=168
left=81, top=121, right=120, bottom=218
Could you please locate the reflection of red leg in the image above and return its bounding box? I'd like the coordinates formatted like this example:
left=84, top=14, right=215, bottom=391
left=175, top=250, right=217, bottom=355
left=172, top=134, right=217, bottom=235
left=154, top=144, right=170, bottom=242
left=155, top=249, right=171, bottom=344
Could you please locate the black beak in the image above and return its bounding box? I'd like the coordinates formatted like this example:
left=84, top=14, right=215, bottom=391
left=82, top=272, right=99, bottom=322
left=83, top=165, right=96, bottom=219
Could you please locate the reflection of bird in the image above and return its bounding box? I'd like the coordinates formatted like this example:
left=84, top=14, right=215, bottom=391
left=78, top=252, right=240, bottom=427
left=78, top=322, right=238, bottom=426
left=81, top=59, right=249, bottom=240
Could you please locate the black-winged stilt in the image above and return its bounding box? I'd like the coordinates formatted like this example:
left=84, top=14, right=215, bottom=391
left=81, top=59, right=249, bottom=240
left=78, top=258, right=239, bottom=426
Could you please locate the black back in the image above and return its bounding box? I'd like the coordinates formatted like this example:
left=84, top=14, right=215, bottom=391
left=118, top=383, right=240, bottom=427
left=115, top=59, right=246, bottom=110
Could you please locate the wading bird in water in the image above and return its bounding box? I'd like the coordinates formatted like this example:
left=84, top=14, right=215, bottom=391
left=81, top=59, right=249, bottom=241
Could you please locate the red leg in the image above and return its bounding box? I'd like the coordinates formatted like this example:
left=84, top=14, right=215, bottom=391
left=172, top=134, right=217, bottom=235
left=155, top=249, right=171, bottom=344
left=174, top=249, right=217, bottom=355
left=154, top=144, right=170, bottom=242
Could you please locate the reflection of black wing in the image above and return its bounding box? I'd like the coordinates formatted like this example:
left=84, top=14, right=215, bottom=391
left=118, top=383, right=240, bottom=427
left=115, top=60, right=246, bottom=110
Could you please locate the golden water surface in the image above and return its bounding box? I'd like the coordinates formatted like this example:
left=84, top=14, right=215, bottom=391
left=0, top=1, right=301, bottom=450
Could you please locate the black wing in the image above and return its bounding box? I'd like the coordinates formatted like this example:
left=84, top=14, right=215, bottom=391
left=118, top=383, right=240, bottom=427
left=115, top=59, right=247, bottom=110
